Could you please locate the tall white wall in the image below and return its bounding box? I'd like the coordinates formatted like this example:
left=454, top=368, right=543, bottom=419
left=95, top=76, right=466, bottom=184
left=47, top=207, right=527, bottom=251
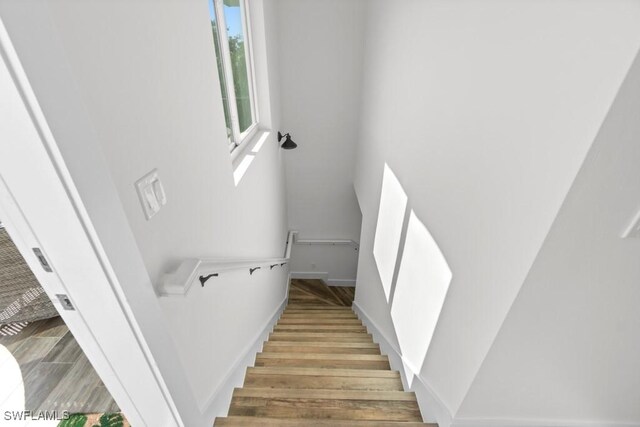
left=276, top=0, right=365, bottom=284
left=0, top=0, right=287, bottom=424
left=456, top=49, right=640, bottom=425
left=353, top=0, right=640, bottom=423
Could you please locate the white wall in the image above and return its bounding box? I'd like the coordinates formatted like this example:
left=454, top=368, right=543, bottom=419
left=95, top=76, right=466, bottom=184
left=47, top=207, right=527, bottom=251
left=353, top=0, right=640, bottom=423
left=0, top=0, right=288, bottom=424
left=43, top=0, right=287, bottom=284
left=456, top=49, right=640, bottom=426
left=275, top=0, right=365, bottom=284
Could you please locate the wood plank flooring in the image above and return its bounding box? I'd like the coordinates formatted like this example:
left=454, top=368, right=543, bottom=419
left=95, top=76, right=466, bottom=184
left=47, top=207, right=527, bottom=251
left=0, top=316, right=119, bottom=413
left=214, top=279, right=436, bottom=426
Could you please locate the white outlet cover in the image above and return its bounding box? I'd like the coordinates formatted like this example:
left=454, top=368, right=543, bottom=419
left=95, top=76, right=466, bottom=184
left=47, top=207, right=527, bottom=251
left=622, top=209, right=640, bottom=239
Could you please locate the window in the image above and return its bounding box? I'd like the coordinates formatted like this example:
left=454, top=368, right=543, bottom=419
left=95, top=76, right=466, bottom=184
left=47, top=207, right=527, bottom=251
left=208, top=0, right=258, bottom=152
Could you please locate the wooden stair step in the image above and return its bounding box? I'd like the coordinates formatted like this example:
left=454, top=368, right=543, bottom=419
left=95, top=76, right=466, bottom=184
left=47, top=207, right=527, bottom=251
left=215, top=416, right=435, bottom=426
left=282, top=310, right=357, bottom=319
left=269, top=332, right=374, bottom=343
left=280, top=313, right=358, bottom=319
left=228, top=388, right=421, bottom=421
left=234, top=387, right=416, bottom=401
left=244, top=371, right=403, bottom=391
left=255, top=352, right=390, bottom=369
left=278, top=317, right=361, bottom=324
left=257, top=353, right=388, bottom=361
left=289, top=292, right=323, bottom=300
left=285, top=305, right=353, bottom=310
left=274, top=325, right=367, bottom=333
left=263, top=342, right=380, bottom=355
left=246, top=367, right=400, bottom=378
left=264, top=341, right=378, bottom=349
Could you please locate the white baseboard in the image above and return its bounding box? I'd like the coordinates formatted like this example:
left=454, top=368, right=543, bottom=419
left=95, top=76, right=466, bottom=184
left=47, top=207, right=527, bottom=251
left=290, top=271, right=329, bottom=280
left=453, top=419, right=640, bottom=427
left=290, top=271, right=356, bottom=287
left=352, top=301, right=453, bottom=427
left=325, top=278, right=356, bottom=287
left=202, top=297, right=287, bottom=421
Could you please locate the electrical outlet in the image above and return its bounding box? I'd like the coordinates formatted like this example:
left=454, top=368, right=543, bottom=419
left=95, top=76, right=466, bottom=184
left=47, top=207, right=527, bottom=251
left=622, top=209, right=640, bottom=239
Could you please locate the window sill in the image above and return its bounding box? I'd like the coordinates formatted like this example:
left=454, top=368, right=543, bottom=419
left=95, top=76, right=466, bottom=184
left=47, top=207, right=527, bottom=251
left=231, top=129, right=271, bottom=186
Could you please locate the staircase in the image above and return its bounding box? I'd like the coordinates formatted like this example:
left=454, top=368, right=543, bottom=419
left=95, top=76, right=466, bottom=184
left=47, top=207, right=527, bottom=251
left=214, top=279, right=436, bottom=426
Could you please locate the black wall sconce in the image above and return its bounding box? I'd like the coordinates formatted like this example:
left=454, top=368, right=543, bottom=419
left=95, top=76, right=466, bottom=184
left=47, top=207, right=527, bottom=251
left=278, top=132, right=297, bottom=150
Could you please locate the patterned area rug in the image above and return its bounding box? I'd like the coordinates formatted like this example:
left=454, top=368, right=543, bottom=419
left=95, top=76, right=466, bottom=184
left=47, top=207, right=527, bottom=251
left=0, top=228, right=58, bottom=324
left=58, top=413, right=130, bottom=427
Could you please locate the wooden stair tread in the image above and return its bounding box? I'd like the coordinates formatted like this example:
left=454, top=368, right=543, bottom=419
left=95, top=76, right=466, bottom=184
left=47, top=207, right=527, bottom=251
left=255, top=359, right=390, bottom=370
left=270, top=332, right=371, bottom=338
left=280, top=315, right=358, bottom=320
left=263, top=343, right=380, bottom=355
left=278, top=317, right=362, bottom=326
left=274, top=325, right=367, bottom=332
left=269, top=332, right=374, bottom=342
left=228, top=400, right=421, bottom=422
left=233, top=387, right=416, bottom=401
left=246, top=366, right=400, bottom=378
left=264, top=341, right=378, bottom=349
left=215, top=416, right=435, bottom=426
left=285, top=305, right=353, bottom=310
left=244, top=372, right=403, bottom=391
left=257, top=353, right=388, bottom=362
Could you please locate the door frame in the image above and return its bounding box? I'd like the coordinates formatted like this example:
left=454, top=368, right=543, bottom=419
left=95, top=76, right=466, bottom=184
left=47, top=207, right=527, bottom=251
left=0, top=18, right=184, bottom=427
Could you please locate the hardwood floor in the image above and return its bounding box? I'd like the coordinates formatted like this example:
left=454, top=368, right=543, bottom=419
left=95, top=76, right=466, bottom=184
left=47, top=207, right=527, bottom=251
left=287, top=278, right=355, bottom=307
left=0, top=316, right=119, bottom=413
left=214, top=279, right=436, bottom=426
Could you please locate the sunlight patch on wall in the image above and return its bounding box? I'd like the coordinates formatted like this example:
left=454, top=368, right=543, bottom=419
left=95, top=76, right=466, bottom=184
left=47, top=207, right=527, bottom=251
left=391, top=210, right=452, bottom=384
left=251, top=132, right=270, bottom=154
left=373, top=164, right=408, bottom=301
left=233, top=154, right=255, bottom=186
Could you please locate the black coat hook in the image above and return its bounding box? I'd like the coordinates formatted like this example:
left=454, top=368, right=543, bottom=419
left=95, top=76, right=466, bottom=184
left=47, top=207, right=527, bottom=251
left=199, top=273, right=219, bottom=287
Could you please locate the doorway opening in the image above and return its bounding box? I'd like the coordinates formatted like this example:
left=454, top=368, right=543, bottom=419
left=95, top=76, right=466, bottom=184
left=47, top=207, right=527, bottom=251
left=0, top=221, right=128, bottom=426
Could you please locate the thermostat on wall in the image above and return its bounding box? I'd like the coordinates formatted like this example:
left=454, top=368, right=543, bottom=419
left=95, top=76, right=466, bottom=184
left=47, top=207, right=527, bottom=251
left=135, top=169, right=167, bottom=220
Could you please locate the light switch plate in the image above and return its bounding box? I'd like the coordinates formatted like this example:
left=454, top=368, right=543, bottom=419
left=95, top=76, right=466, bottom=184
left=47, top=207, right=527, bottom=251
left=135, top=169, right=165, bottom=220
left=622, top=209, right=640, bottom=239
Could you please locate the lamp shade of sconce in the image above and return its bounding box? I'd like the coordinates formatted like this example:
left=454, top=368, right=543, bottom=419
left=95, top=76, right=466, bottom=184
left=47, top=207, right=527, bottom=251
left=277, top=131, right=298, bottom=150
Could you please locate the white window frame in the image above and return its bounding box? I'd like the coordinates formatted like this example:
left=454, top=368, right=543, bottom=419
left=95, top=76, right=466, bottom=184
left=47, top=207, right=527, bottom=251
left=212, top=0, right=259, bottom=153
